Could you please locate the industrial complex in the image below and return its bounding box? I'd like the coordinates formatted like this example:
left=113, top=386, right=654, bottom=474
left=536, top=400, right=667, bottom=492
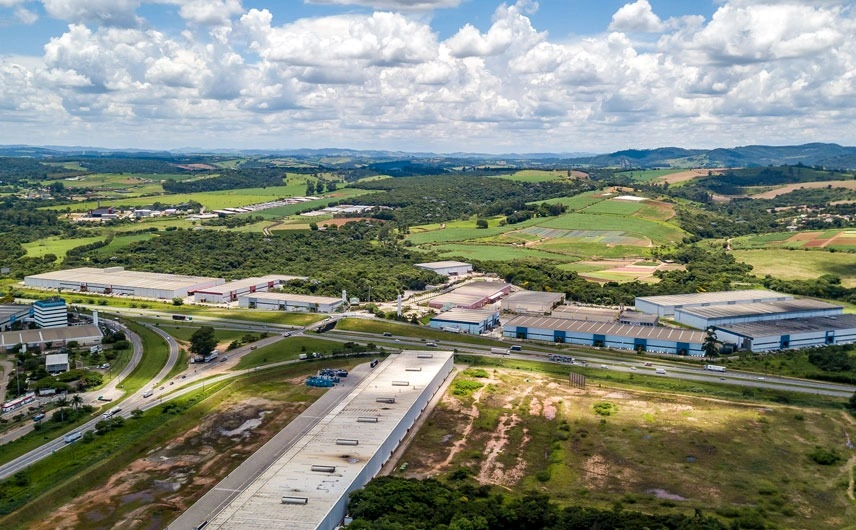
left=238, top=292, right=344, bottom=313
left=204, top=350, right=454, bottom=530
left=24, top=267, right=224, bottom=299
left=192, top=275, right=307, bottom=304
left=503, top=315, right=708, bottom=356
left=428, top=308, right=500, bottom=334
left=414, top=260, right=473, bottom=276
left=0, top=324, right=102, bottom=354
left=634, top=290, right=793, bottom=317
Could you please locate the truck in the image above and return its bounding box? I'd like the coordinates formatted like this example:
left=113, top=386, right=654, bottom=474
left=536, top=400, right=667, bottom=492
left=298, top=353, right=309, bottom=360
left=203, top=350, right=220, bottom=363
left=655, top=368, right=667, bottom=375
left=64, top=431, right=83, bottom=443
left=490, top=347, right=510, bottom=355
left=508, top=345, right=522, bottom=352
left=142, top=389, right=154, bottom=398
left=172, top=315, right=193, bottom=321
left=704, top=364, right=726, bottom=373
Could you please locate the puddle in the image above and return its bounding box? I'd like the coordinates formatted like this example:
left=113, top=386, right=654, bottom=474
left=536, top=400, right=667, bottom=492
left=220, top=412, right=269, bottom=437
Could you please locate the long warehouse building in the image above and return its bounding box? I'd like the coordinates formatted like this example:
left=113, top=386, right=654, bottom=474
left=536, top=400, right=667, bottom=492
left=24, top=267, right=224, bottom=299
left=674, top=299, right=844, bottom=330
left=238, top=292, right=344, bottom=313
left=503, top=315, right=707, bottom=356
left=204, top=350, right=454, bottom=530
left=193, top=275, right=307, bottom=304
left=715, top=314, right=856, bottom=353
left=635, top=290, right=793, bottom=317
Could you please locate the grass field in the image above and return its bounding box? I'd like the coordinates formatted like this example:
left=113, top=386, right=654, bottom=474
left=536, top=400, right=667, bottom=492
left=491, top=170, right=573, bottom=183
left=537, top=192, right=606, bottom=210
left=537, top=213, right=684, bottom=245
left=246, top=188, right=372, bottom=219
left=120, top=321, right=170, bottom=395
left=22, top=236, right=105, bottom=258
left=399, top=361, right=855, bottom=529
left=425, top=243, right=581, bottom=263
left=615, top=169, right=686, bottom=182
left=734, top=249, right=856, bottom=287
left=232, top=336, right=344, bottom=369
left=89, top=233, right=158, bottom=256
left=580, top=199, right=645, bottom=216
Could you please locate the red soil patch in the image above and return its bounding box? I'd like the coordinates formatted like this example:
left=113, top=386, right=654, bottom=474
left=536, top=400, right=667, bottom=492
left=787, top=232, right=822, bottom=241
left=803, top=240, right=829, bottom=248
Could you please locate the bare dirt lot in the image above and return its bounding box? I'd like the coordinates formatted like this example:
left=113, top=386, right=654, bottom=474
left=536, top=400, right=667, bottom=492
left=397, top=366, right=856, bottom=529
left=749, top=180, right=856, bottom=199
left=31, top=394, right=315, bottom=530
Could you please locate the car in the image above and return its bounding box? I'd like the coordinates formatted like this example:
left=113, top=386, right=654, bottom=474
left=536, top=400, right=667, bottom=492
left=630, top=366, right=637, bottom=370
left=600, top=364, right=608, bottom=369
left=181, top=375, right=187, bottom=379
left=221, top=356, right=228, bottom=362
left=756, top=376, right=765, bottom=380
left=170, top=381, right=174, bottom=385
left=250, top=345, right=257, bottom=350
left=720, top=377, right=727, bottom=380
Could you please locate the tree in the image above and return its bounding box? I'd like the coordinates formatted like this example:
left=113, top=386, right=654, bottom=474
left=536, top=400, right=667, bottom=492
left=71, top=394, right=83, bottom=410
left=476, top=219, right=489, bottom=229
left=189, top=326, right=217, bottom=356
left=172, top=297, right=184, bottom=306
left=306, top=179, right=316, bottom=195
left=703, top=327, right=719, bottom=357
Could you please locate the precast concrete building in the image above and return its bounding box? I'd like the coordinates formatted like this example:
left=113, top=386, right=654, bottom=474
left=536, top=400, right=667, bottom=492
left=238, top=292, right=344, bottom=313
left=0, top=324, right=102, bottom=353
left=503, top=315, right=707, bottom=356
left=414, top=260, right=473, bottom=276
left=674, top=299, right=844, bottom=330
left=428, top=281, right=511, bottom=310
left=429, top=308, right=500, bottom=334
left=33, top=297, right=67, bottom=328
left=193, top=275, right=307, bottom=304
left=635, top=290, right=792, bottom=317
left=24, top=267, right=224, bottom=299
left=500, top=290, right=565, bottom=314
left=0, top=304, right=31, bottom=331
left=714, top=314, right=856, bottom=353
left=550, top=305, right=619, bottom=322
left=45, top=353, right=70, bottom=374
left=204, top=350, right=454, bottom=530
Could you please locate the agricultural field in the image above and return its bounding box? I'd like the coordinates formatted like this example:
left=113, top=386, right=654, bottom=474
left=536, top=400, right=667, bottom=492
left=22, top=235, right=105, bottom=258
left=491, top=170, right=583, bottom=183
left=615, top=168, right=686, bottom=182
left=425, top=243, right=581, bottom=263
left=654, top=168, right=727, bottom=186
left=558, top=259, right=682, bottom=283
left=399, top=365, right=856, bottom=530
left=537, top=191, right=605, bottom=210
left=749, top=180, right=856, bottom=199
left=536, top=212, right=684, bottom=245
left=734, top=249, right=856, bottom=287
left=731, top=230, right=856, bottom=251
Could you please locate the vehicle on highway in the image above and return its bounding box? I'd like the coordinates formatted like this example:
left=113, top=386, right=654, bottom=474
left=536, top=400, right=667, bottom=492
left=383, top=332, right=392, bottom=337
left=655, top=368, right=667, bottom=375
left=143, top=389, right=154, bottom=398
left=250, top=345, right=257, bottom=350
left=64, top=431, right=82, bottom=443
left=32, top=413, right=45, bottom=422
left=426, top=342, right=437, bottom=347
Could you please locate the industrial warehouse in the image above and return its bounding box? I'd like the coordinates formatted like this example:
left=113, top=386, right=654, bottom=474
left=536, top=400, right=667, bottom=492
left=414, top=260, right=473, bottom=276
left=203, top=351, right=454, bottom=530
left=24, top=267, right=224, bottom=299
left=428, top=281, right=512, bottom=310
left=503, top=315, right=707, bottom=355
left=429, top=308, right=500, bottom=334
left=0, top=304, right=30, bottom=331
left=500, top=290, right=565, bottom=314
left=0, top=324, right=102, bottom=353
left=238, top=292, right=344, bottom=313
left=634, top=290, right=793, bottom=316
left=714, top=314, right=856, bottom=353
left=192, top=275, right=307, bottom=304
left=674, top=299, right=844, bottom=329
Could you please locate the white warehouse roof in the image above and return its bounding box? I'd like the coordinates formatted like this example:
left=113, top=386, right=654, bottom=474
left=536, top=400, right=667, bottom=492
left=206, top=350, right=454, bottom=530
left=25, top=267, right=223, bottom=294
left=507, top=315, right=706, bottom=343
left=636, top=290, right=790, bottom=309
left=242, top=292, right=343, bottom=305
left=432, top=308, right=498, bottom=324
left=194, top=275, right=307, bottom=295
left=675, top=298, right=842, bottom=319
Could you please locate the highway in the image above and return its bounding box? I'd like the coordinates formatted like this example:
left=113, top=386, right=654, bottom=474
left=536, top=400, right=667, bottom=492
left=2, top=310, right=854, bottom=481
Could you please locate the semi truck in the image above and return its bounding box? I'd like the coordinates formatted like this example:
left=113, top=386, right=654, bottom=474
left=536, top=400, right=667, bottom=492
left=490, top=347, right=510, bottom=355
left=704, top=364, right=726, bottom=373
left=64, top=432, right=83, bottom=443
left=172, top=315, right=193, bottom=321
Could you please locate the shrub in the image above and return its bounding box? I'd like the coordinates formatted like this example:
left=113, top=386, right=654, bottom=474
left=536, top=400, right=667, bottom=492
left=808, top=446, right=841, bottom=466
left=592, top=402, right=618, bottom=416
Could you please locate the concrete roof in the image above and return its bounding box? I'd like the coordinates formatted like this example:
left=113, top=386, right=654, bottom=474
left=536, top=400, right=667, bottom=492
left=635, top=290, right=790, bottom=308
left=415, top=261, right=471, bottom=269
left=551, top=305, right=619, bottom=321
left=455, top=281, right=511, bottom=297
left=242, top=292, right=343, bottom=305
left=675, top=299, right=843, bottom=319
left=715, top=314, right=856, bottom=338
left=0, top=304, right=30, bottom=320
left=25, top=267, right=223, bottom=291
left=431, top=308, right=498, bottom=324
left=0, top=324, right=102, bottom=347
left=430, top=292, right=488, bottom=307
left=506, top=315, right=707, bottom=343
left=195, top=275, right=307, bottom=295
left=207, top=350, right=454, bottom=530
left=45, top=353, right=69, bottom=365
left=502, top=290, right=565, bottom=304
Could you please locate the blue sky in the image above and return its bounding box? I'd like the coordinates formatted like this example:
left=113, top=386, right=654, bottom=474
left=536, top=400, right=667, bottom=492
left=0, top=1, right=852, bottom=153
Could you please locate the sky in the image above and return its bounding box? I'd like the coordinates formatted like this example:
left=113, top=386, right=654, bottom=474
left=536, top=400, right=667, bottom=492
left=0, top=0, right=854, bottom=154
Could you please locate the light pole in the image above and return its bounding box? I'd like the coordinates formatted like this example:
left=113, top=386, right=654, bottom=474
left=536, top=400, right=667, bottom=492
left=15, top=359, right=20, bottom=395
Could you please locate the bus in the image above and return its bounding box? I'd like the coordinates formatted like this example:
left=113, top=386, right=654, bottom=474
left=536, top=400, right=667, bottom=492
left=2, top=392, right=36, bottom=414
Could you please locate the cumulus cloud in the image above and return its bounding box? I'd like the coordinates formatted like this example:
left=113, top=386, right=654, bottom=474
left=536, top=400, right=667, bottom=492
left=609, top=0, right=664, bottom=33
left=1, top=0, right=855, bottom=151
left=305, top=0, right=461, bottom=10
left=41, top=0, right=142, bottom=27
